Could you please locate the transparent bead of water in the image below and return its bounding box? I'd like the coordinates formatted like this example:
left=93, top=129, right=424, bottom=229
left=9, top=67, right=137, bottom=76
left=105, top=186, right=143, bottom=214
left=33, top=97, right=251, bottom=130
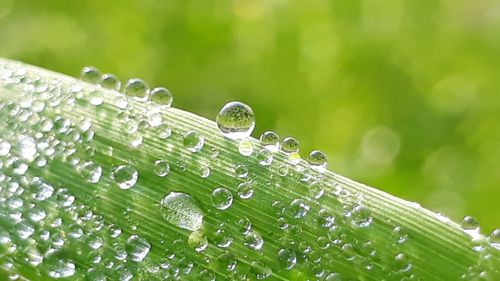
left=160, top=192, right=203, bottom=231
left=101, top=73, right=121, bottom=91
left=461, top=216, right=481, bottom=239
left=238, top=140, right=254, bottom=156
left=244, top=230, right=264, bottom=250
left=489, top=229, right=500, bottom=249
left=150, top=87, right=173, bottom=107
left=282, top=137, right=299, bottom=153
left=81, top=66, right=101, bottom=84
left=237, top=182, right=254, bottom=199
left=307, top=150, right=328, bottom=171
left=277, top=248, right=297, bottom=270
left=211, top=187, right=233, bottom=210
left=235, top=164, right=249, bottom=178
left=154, top=160, right=170, bottom=177
left=216, top=101, right=255, bottom=140
left=126, top=234, right=151, bottom=262
left=259, top=131, right=280, bottom=152
left=111, top=165, right=138, bottom=190
left=124, top=78, right=149, bottom=101
left=188, top=231, right=208, bottom=252
left=183, top=131, right=204, bottom=153
left=0, top=138, right=11, bottom=156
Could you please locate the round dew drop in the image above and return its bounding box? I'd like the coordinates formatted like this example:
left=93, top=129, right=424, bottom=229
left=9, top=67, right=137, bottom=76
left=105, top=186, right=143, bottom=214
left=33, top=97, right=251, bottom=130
left=281, top=137, right=299, bottom=153
left=111, top=165, right=138, bottom=190
left=188, top=230, right=208, bottom=252
left=150, top=87, right=173, bottom=107
left=238, top=140, right=254, bottom=156
left=124, top=78, right=149, bottom=101
left=154, top=160, right=170, bottom=177
left=307, top=150, right=328, bottom=171
left=80, top=66, right=101, bottom=84
left=183, top=131, right=204, bottom=153
left=211, top=187, right=233, bottom=210
left=126, top=234, right=151, bottom=262
left=259, top=131, right=280, bottom=152
left=216, top=101, right=255, bottom=140
left=160, top=192, right=204, bottom=231
left=101, top=73, right=121, bottom=91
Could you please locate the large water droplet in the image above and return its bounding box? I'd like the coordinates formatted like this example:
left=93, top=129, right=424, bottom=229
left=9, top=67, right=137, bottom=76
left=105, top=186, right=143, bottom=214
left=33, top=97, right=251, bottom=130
left=150, top=87, right=173, bottom=107
left=126, top=234, right=151, bottom=262
left=183, top=131, right=204, bottom=153
left=216, top=101, right=255, bottom=140
left=211, top=187, right=233, bottom=210
left=160, top=192, right=203, bottom=231
left=112, top=165, right=139, bottom=189
left=125, top=78, right=149, bottom=101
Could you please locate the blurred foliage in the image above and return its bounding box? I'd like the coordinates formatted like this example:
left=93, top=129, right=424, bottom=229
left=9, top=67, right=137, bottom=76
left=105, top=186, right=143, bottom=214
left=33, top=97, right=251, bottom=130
left=0, top=0, right=499, bottom=232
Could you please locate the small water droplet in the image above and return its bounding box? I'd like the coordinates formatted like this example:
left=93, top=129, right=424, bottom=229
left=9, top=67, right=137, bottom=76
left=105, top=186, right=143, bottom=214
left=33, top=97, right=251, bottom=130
left=289, top=199, right=310, bottom=218
left=250, top=261, right=271, bottom=279
left=154, top=160, right=170, bottom=177
left=150, top=87, right=173, bottom=107
left=216, top=101, right=255, bottom=140
left=188, top=230, right=208, bottom=252
left=126, top=234, right=151, bottom=262
left=277, top=248, right=297, bottom=270
left=80, top=161, right=102, bottom=183
left=183, top=131, right=204, bottom=153
left=160, top=192, right=203, bottom=231
left=124, top=78, right=149, bottom=101
left=237, top=182, right=254, bottom=199
left=112, top=165, right=138, bottom=189
left=257, top=131, right=279, bottom=152
left=81, top=66, right=101, bottom=84
left=238, top=140, right=254, bottom=156
left=307, top=150, right=328, bottom=171
left=258, top=149, right=273, bottom=166
left=211, top=187, right=233, bottom=210
left=489, top=229, right=500, bottom=249
left=281, top=137, right=299, bottom=153
left=235, top=164, right=249, bottom=178
left=350, top=205, right=373, bottom=228
left=461, top=216, right=480, bottom=239
left=101, top=73, right=121, bottom=90
left=0, top=138, right=11, bottom=156
left=244, top=230, right=264, bottom=250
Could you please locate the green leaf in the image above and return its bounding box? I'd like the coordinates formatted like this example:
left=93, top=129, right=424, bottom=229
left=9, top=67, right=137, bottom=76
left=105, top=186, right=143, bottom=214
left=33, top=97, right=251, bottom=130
left=0, top=58, right=498, bottom=281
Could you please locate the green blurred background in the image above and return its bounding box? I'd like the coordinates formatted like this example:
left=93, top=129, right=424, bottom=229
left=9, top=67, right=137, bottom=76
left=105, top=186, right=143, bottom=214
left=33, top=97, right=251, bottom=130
left=1, top=0, right=499, bottom=233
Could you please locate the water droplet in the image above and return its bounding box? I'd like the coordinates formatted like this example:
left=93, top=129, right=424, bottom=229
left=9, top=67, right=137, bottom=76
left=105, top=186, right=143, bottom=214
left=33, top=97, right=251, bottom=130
left=126, top=234, right=151, bottom=262
left=81, top=66, right=101, bottom=84
left=188, top=230, right=208, bottom=252
left=150, top=87, right=173, bottom=107
left=237, top=182, right=254, bottom=199
left=350, top=205, right=373, bottom=228
left=238, top=140, right=254, bottom=156
left=281, top=137, right=299, bottom=153
left=124, top=78, right=149, bottom=101
left=156, top=124, right=172, bottom=139
left=154, top=160, right=170, bottom=177
left=489, top=229, right=500, bottom=249
left=183, top=131, right=204, bottom=153
left=46, top=259, right=75, bottom=279
left=89, top=90, right=104, bottom=106
left=307, top=150, right=327, bottom=171
left=244, top=230, right=264, bottom=250
left=289, top=199, right=310, bottom=218
left=259, top=131, right=280, bottom=152
left=214, top=229, right=233, bottom=248
left=0, top=138, right=11, bottom=156
left=101, top=73, right=121, bottom=91
left=112, top=165, right=138, bottom=189
left=258, top=149, right=273, bottom=166
left=250, top=261, right=271, bottom=279
left=81, top=161, right=102, bottom=183
left=277, top=248, right=297, bottom=269
left=211, top=187, right=233, bottom=210
left=160, top=192, right=203, bottom=231
left=216, top=101, right=255, bottom=140
left=461, top=216, right=480, bottom=239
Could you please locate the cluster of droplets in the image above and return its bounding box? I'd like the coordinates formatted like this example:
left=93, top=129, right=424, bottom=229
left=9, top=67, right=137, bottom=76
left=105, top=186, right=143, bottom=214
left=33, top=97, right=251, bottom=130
left=81, top=66, right=174, bottom=107
left=1, top=61, right=499, bottom=280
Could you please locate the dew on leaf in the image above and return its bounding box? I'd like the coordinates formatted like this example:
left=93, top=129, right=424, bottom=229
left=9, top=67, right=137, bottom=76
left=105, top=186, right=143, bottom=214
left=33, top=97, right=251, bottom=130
left=216, top=101, right=255, bottom=140
left=160, top=192, right=203, bottom=231
left=112, top=165, right=138, bottom=190
left=211, top=187, right=233, bottom=210
left=150, top=87, right=173, bottom=107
